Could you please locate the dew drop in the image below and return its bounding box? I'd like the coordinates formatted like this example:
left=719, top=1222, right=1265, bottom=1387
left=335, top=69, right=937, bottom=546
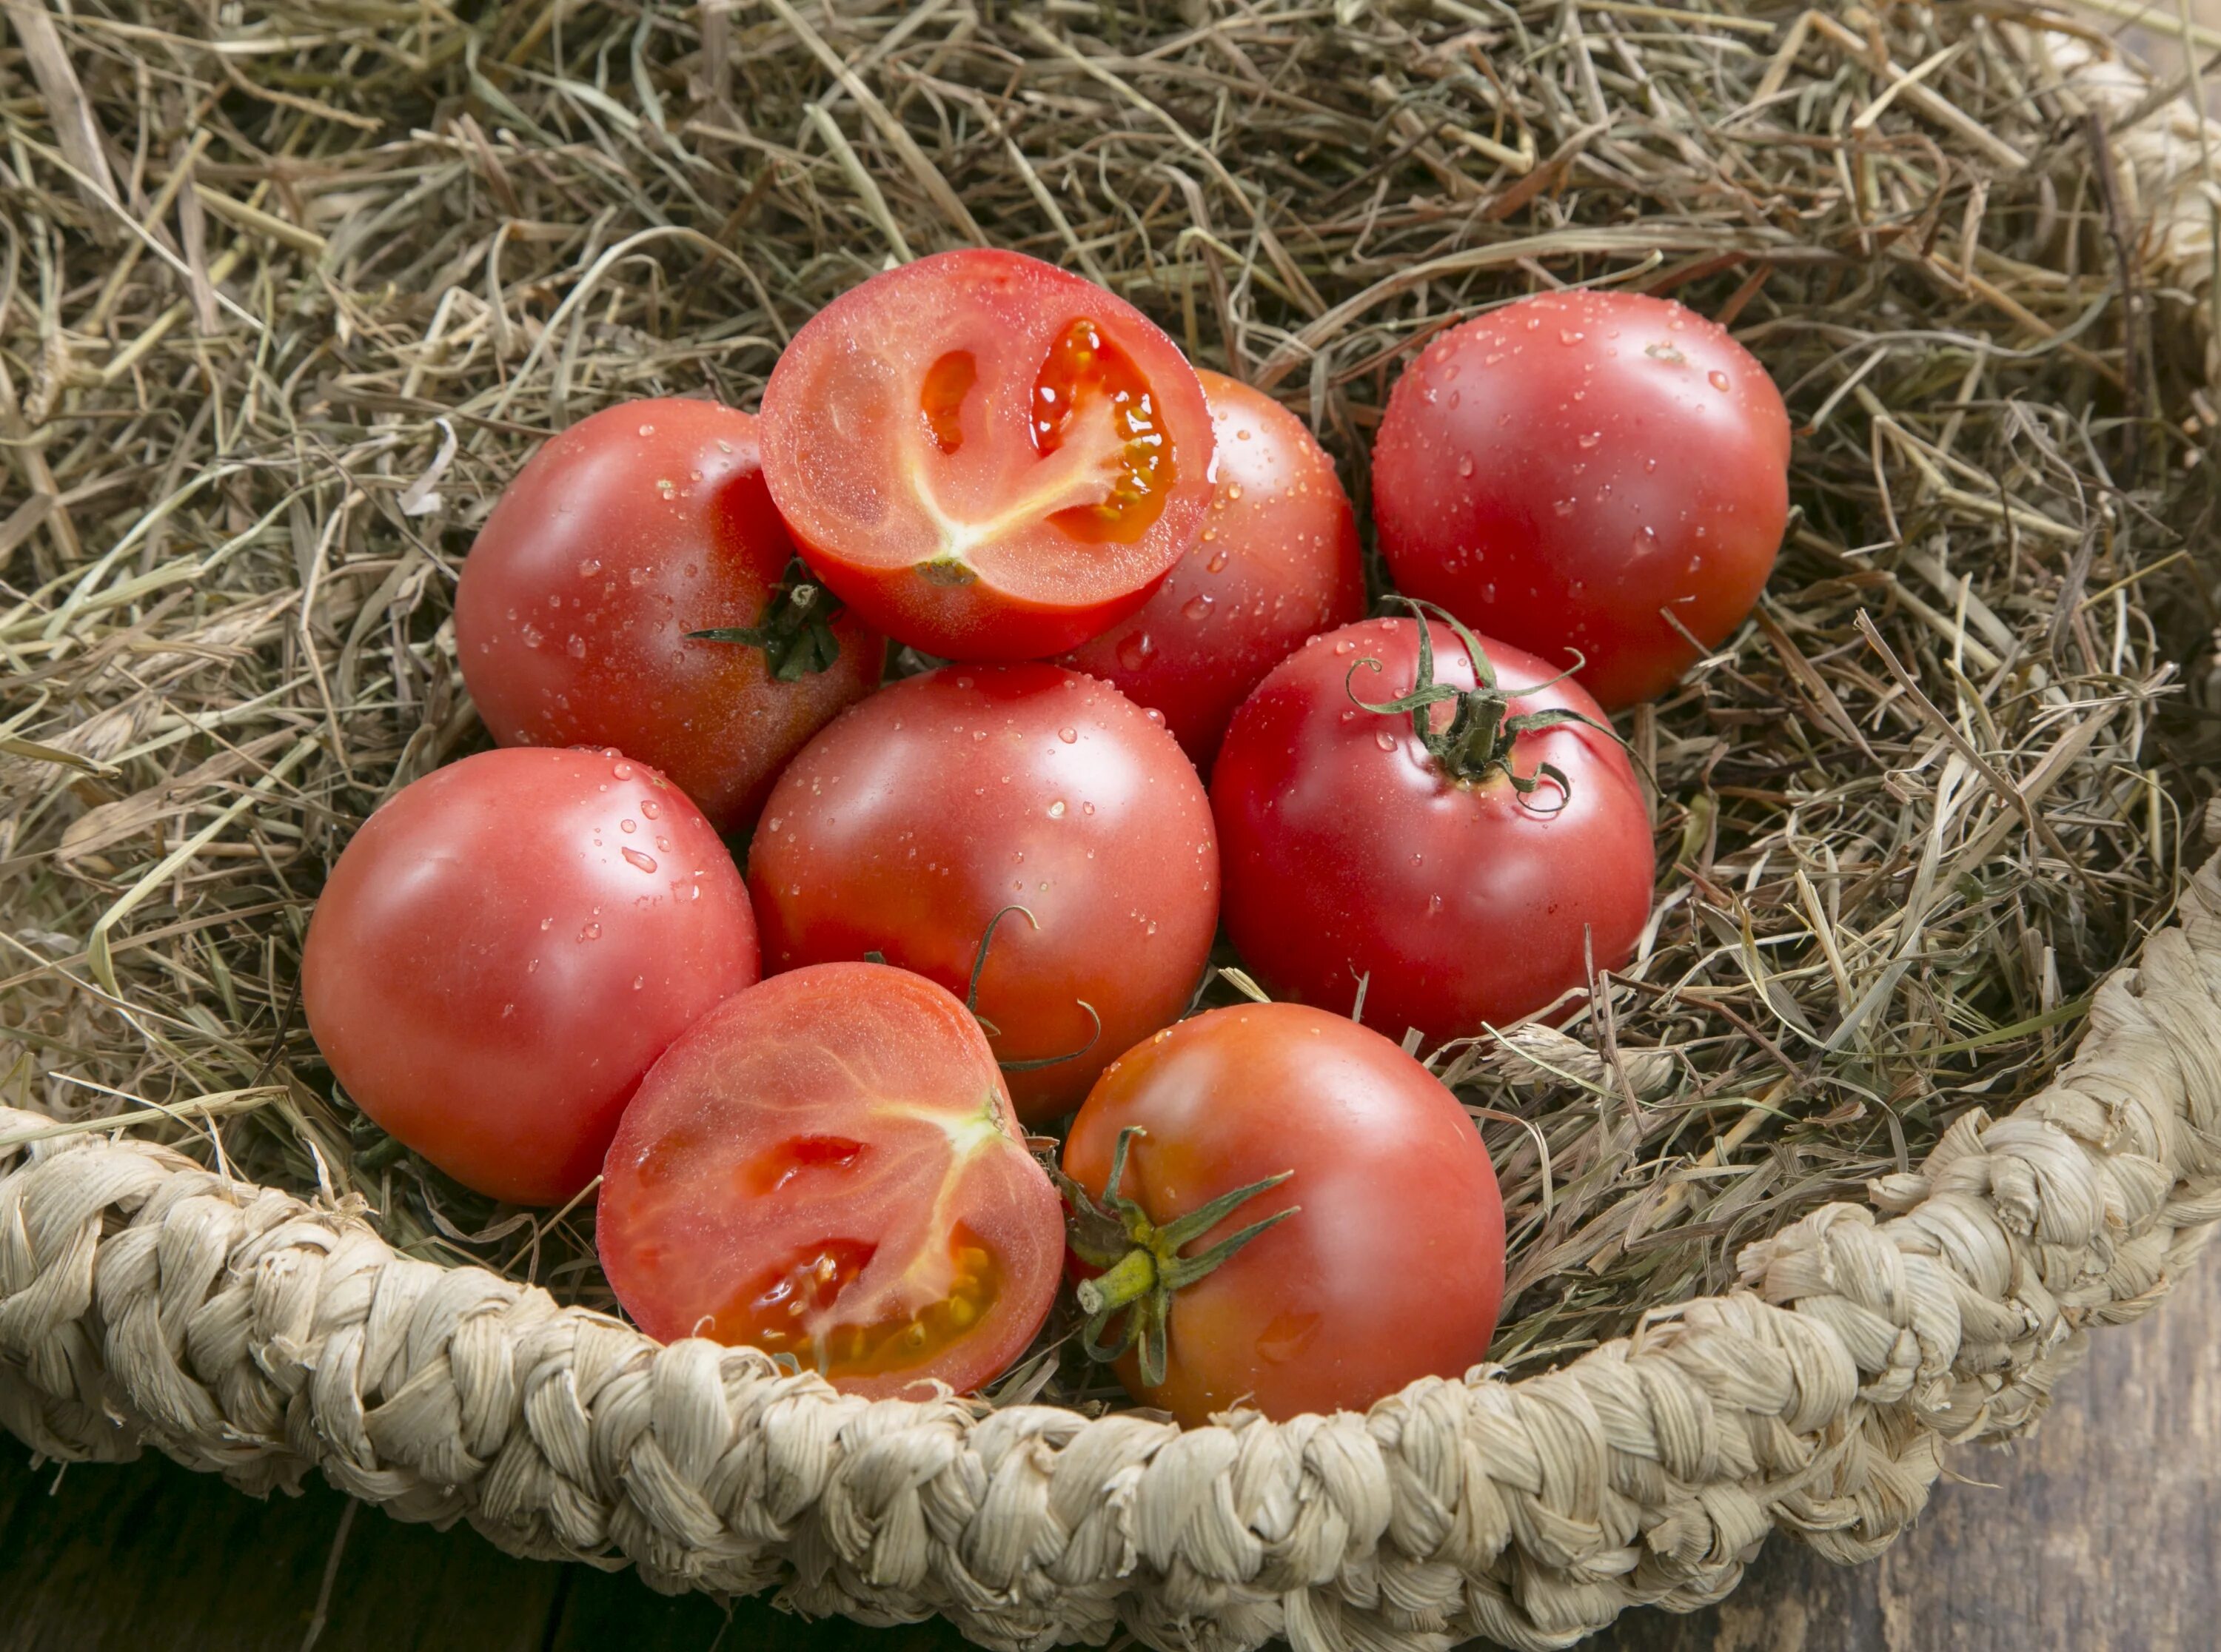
left=1048, top=799, right=1068, bottom=819
left=1227, top=484, right=1244, bottom=501
left=632, top=976, right=646, bottom=991
left=1057, top=727, right=1078, bottom=744
left=577, top=557, right=602, bottom=577
left=1644, top=456, right=1659, bottom=473
left=1553, top=499, right=1577, bottom=518
left=1577, top=431, right=1601, bottom=450
left=637, top=423, right=655, bottom=436
left=623, top=849, right=657, bottom=873
left=641, top=799, right=660, bottom=819
left=1632, top=526, right=1661, bottom=554
left=1373, top=730, right=1396, bottom=752
left=1082, top=802, right=1096, bottom=816
left=612, top=762, right=634, bottom=779
left=1456, top=454, right=1474, bottom=477
left=620, top=819, right=637, bottom=834
left=1145, top=708, right=1167, bottom=728
left=1182, top=594, right=1215, bottom=621
left=1117, top=634, right=1156, bottom=671
left=1205, top=551, right=1228, bottom=573
left=580, top=922, right=603, bottom=941
left=1708, top=369, right=1731, bottom=392
left=520, top=624, right=543, bottom=648
left=1332, top=637, right=1356, bottom=655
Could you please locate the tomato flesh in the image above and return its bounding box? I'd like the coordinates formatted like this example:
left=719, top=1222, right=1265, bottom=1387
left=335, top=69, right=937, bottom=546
left=1062, top=369, right=1366, bottom=767
left=455, top=399, right=885, bottom=833
left=597, top=963, right=1062, bottom=1397
left=1211, top=617, right=1654, bottom=1046
left=301, top=747, right=760, bottom=1205
left=1063, top=1002, right=1505, bottom=1425
left=760, top=249, right=1215, bottom=660
left=748, top=664, right=1219, bottom=1123
left=1372, top=289, right=1789, bottom=710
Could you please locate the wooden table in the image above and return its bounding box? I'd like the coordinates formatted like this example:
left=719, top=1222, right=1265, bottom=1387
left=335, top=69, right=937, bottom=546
left=4, top=1249, right=2214, bottom=1652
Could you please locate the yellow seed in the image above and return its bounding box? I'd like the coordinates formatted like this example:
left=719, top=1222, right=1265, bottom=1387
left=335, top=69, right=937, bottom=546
left=959, top=1248, right=990, bottom=1274
left=948, top=1297, right=977, bottom=1329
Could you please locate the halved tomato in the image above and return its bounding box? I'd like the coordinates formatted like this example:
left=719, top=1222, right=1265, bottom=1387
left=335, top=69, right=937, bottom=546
left=595, top=962, right=1063, bottom=1398
left=757, top=249, right=1215, bottom=660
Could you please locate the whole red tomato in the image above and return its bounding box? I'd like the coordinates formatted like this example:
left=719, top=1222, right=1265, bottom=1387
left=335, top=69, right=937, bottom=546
left=748, top=665, right=1217, bottom=1123
left=302, top=747, right=760, bottom=1205
left=1061, top=369, right=1365, bottom=768
left=758, top=249, right=1216, bottom=660
left=597, top=962, right=1062, bottom=1399
left=1212, top=612, right=1652, bottom=1046
left=1372, top=289, right=1789, bottom=709
left=455, top=398, right=885, bottom=833
left=1061, top=1001, right=1504, bottom=1426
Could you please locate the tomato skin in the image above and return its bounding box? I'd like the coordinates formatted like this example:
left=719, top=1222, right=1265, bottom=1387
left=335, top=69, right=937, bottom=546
left=1061, top=370, right=1366, bottom=768
left=748, top=665, right=1218, bottom=1123
left=1211, top=617, right=1652, bottom=1046
left=597, top=963, right=1062, bottom=1399
left=1064, top=1002, right=1504, bottom=1425
left=759, top=249, right=1216, bottom=660
left=301, top=748, right=760, bottom=1205
left=1372, top=289, right=1789, bottom=710
left=454, top=399, right=885, bottom=834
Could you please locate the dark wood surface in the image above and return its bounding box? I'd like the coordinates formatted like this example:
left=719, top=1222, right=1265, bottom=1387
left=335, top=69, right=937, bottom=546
left=4, top=1246, right=2215, bottom=1652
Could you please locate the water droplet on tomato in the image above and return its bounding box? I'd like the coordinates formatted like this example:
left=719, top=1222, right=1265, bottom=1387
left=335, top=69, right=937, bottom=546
left=1708, top=369, right=1731, bottom=392
left=1048, top=799, right=1068, bottom=818
left=578, top=558, right=601, bottom=577
left=1457, top=455, right=1474, bottom=477
left=1117, top=634, right=1155, bottom=671
left=520, top=624, right=543, bottom=648
left=1145, top=708, right=1167, bottom=728
left=1373, top=730, right=1396, bottom=752
left=1333, top=637, right=1355, bottom=655
left=1226, top=484, right=1243, bottom=501
left=633, top=976, right=646, bottom=990
left=1205, top=550, right=1228, bottom=573
left=972, top=729, right=987, bottom=741
left=623, top=849, right=656, bottom=873
left=1182, top=594, right=1214, bottom=621
left=1057, top=727, right=1077, bottom=744
left=1553, top=499, right=1576, bottom=518
left=1082, top=802, right=1096, bottom=816
left=637, top=423, right=655, bottom=436
left=1632, top=526, right=1661, bottom=554
left=641, top=799, right=660, bottom=819
left=1558, top=329, right=1584, bottom=345
left=1644, top=456, right=1659, bottom=473
left=1577, top=432, right=1601, bottom=450
left=580, top=922, right=602, bottom=941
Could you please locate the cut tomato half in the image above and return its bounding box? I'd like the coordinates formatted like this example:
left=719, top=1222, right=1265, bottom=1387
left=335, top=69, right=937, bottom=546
left=596, top=962, right=1062, bottom=1398
left=758, top=249, right=1216, bottom=660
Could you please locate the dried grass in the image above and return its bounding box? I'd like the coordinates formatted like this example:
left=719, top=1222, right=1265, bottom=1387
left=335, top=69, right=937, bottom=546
left=2, top=0, right=2217, bottom=1405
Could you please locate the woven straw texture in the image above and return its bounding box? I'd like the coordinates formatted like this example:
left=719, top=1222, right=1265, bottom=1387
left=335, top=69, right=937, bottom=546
left=4, top=7, right=2221, bottom=1652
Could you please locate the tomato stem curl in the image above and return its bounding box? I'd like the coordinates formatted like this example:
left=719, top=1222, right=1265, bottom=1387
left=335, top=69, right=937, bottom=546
left=1054, top=1125, right=1297, bottom=1389
left=1347, top=596, right=1618, bottom=807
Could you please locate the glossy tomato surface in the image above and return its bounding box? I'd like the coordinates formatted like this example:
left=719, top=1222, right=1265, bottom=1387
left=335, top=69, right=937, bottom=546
left=1062, top=370, right=1365, bottom=768
left=758, top=249, right=1215, bottom=660
left=748, top=665, right=1217, bottom=1123
left=1372, top=289, right=1790, bottom=709
left=1212, top=617, right=1652, bottom=1046
left=1064, top=1002, right=1504, bottom=1425
left=597, top=963, right=1062, bottom=1399
left=455, top=399, right=885, bottom=833
left=302, top=748, right=760, bottom=1205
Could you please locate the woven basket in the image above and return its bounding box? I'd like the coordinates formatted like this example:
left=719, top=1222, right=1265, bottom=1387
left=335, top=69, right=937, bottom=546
left=5, top=5, right=2221, bottom=1649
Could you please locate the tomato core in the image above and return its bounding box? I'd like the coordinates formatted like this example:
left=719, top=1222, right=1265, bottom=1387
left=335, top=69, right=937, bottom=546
left=1032, top=318, right=1173, bottom=544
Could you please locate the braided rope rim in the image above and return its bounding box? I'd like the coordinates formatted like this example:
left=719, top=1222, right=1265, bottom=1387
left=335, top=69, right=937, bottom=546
left=7, top=26, right=2221, bottom=1652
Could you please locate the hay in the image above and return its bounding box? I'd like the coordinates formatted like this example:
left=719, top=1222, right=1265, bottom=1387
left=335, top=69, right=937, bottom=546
left=0, top=0, right=2212, bottom=1420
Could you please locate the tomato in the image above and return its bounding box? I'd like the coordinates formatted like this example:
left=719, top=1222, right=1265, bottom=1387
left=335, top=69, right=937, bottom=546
left=596, top=962, right=1062, bottom=1399
left=757, top=249, right=1216, bottom=660
left=1211, top=613, right=1652, bottom=1047
left=1060, top=1001, right=1504, bottom=1425
left=1371, top=289, right=1790, bottom=710
left=748, top=664, right=1217, bottom=1123
left=1061, top=369, right=1366, bottom=768
left=301, top=748, right=760, bottom=1205
left=455, top=398, right=885, bottom=834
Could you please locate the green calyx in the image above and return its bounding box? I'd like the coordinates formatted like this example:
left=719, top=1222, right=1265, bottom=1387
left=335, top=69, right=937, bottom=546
left=1347, top=596, right=1614, bottom=804
left=686, top=556, right=845, bottom=680
left=1053, top=1125, right=1297, bottom=1389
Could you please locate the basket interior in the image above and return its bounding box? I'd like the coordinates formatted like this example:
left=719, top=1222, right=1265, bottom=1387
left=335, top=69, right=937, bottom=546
left=1, top=1, right=2211, bottom=1414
